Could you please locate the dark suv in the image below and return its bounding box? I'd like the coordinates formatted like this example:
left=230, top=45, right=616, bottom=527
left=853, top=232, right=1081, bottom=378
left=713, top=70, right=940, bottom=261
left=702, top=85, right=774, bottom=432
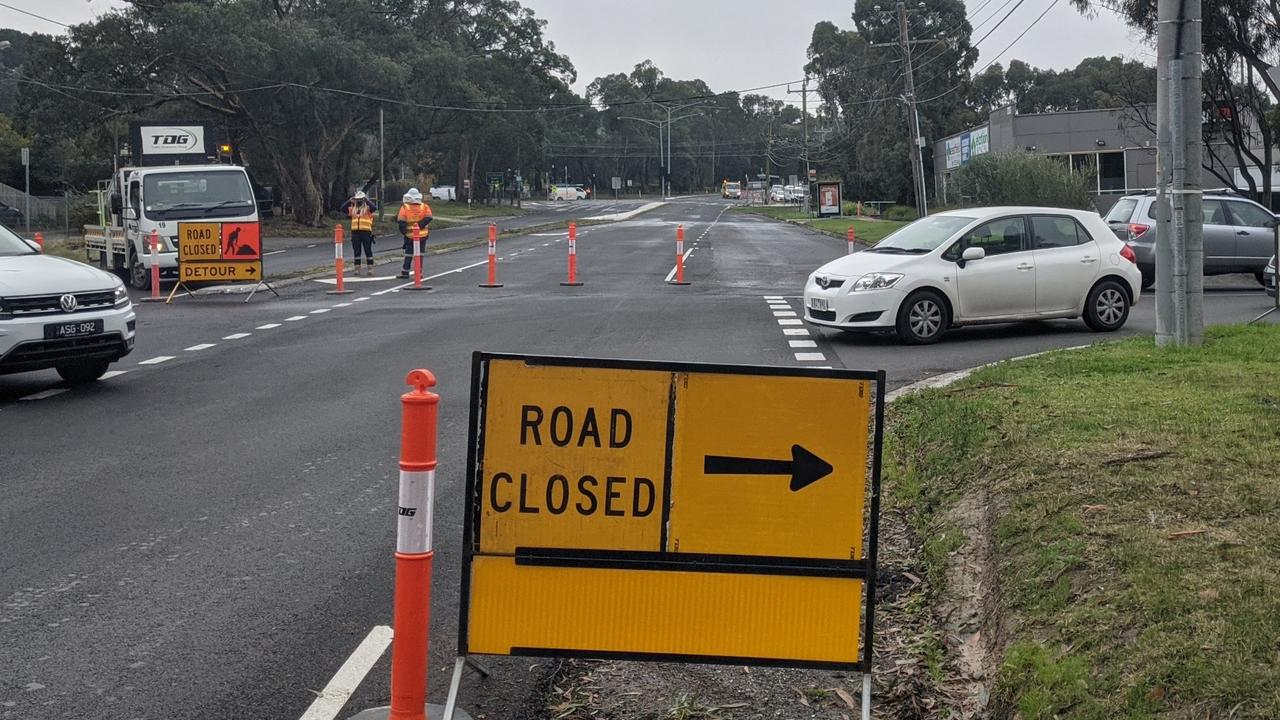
left=1104, top=192, right=1278, bottom=289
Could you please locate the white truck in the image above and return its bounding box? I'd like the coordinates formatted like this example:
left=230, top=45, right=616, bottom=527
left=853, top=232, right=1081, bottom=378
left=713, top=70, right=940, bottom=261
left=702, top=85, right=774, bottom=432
left=85, top=122, right=260, bottom=289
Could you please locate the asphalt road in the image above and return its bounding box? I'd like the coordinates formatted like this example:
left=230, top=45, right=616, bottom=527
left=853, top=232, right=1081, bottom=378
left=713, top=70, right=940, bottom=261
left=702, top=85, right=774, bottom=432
left=2, top=195, right=1275, bottom=720
left=261, top=198, right=652, bottom=278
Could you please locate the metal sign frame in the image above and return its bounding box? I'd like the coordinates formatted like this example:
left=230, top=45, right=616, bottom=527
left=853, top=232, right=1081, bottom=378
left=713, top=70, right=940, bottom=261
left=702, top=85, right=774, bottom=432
left=457, top=352, right=885, bottom=673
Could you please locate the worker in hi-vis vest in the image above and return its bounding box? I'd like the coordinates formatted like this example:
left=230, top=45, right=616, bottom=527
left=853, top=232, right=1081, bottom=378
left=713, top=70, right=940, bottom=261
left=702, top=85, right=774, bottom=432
left=341, top=190, right=378, bottom=276
left=396, top=188, right=433, bottom=279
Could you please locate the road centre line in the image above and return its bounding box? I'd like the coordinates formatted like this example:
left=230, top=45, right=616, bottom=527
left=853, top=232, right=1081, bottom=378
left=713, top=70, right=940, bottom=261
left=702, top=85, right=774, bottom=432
left=297, top=625, right=393, bottom=720
left=223, top=333, right=253, bottom=339
left=184, top=343, right=217, bottom=352
left=256, top=323, right=282, bottom=330
left=137, top=356, right=175, bottom=365
left=309, top=308, right=331, bottom=314
left=284, top=316, right=307, bottom=322
left=332, top=302, right=352, bottom=308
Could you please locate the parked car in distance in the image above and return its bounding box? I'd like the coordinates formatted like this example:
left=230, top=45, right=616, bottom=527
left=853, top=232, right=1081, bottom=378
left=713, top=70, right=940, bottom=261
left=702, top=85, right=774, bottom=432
left=769, top=184, right=786, bottom=203
left=550, top=185, right=588, bottom=201
left=784, top=185, right=804, bottom=203
left=0, top=226, right=135, bottom=382
left=803, top=206, right=1142, bottom=344
left=1105, top=191, right=1278, bottom=288
left=1265, top=255, right=1276, bottom=298
left=429, top=185, right=456, bottom=201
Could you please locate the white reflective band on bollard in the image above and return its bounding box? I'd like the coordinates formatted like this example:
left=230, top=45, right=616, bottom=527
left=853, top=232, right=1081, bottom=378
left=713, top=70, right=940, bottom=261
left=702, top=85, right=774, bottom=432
left=334, top=241, right=343, bottom=260
left=397, top=469, right=435, bottom=554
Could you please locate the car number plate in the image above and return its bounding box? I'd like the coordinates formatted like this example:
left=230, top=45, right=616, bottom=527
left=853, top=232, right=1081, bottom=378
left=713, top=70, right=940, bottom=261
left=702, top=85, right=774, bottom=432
left=808, top=297, right=829, bottom=312
left=44, top=319, right=104, bottom=339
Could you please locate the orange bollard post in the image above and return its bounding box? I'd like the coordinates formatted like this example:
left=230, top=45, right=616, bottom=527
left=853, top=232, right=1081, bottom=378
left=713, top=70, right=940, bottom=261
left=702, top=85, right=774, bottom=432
left=404, top=225, right=430, bottom=291
left=34, top=232, right=43, bottom=252
left=479, top=223, right=503, bottom=288
left=668, top=223, right=690, bottom=285
left=387, top=369, right=440, bottom=720
left=560, top=221, right=583, bottom=286
left=847, top=226, right=856, bottom=255
left=328, top=225, right=353, bottom=295
left=140, top=229, right=164, bottom=302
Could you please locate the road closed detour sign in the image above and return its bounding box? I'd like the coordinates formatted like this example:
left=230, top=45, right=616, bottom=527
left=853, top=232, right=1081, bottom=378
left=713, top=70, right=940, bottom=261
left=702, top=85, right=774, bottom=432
left=460, top=354, right=885, bottom=670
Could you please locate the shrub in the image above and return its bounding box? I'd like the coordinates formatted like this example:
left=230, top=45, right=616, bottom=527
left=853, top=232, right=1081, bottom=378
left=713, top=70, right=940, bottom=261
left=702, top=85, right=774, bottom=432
left=884, top=204, right=919, bottom=222
left=949, top=152, right=1095, bottom=210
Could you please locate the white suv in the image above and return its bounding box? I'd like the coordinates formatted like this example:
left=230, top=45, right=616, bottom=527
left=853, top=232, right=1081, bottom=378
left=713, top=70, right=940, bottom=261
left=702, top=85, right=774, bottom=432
left=0, top=227, right=136, bottom=383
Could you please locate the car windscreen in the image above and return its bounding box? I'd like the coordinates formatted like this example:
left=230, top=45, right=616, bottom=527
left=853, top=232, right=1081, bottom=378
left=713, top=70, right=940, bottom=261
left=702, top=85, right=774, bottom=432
left=1105, top=198, right=1138, bottom=223
left=143, top=170, right=255, bottom=221
left=0, top=223, right=35, bottom=255
left=871, top=215, right=975, bottom=253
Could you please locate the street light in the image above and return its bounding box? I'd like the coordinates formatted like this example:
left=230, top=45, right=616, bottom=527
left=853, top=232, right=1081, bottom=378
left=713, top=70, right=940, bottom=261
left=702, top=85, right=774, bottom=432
left=618, top=116, right=665, bottom=197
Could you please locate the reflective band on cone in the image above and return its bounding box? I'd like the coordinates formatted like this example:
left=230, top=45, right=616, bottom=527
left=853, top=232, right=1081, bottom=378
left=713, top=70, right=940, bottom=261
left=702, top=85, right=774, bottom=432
left=847, top=227, right=856, bottom=255
left=389, top=369, right=439, bottom=720
left=141, top=229, right=164, bottom=303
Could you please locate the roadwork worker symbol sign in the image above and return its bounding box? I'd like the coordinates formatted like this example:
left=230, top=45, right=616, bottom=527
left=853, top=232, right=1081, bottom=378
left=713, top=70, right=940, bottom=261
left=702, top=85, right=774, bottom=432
left=460, top=354, right=885, bottom=671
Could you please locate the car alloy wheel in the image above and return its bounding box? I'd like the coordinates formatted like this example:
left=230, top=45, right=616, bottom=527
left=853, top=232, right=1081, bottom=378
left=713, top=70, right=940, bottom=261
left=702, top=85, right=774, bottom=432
left=1095, top=287, right=1125, bottom=326
left=909, top=299, right=942, bottom=338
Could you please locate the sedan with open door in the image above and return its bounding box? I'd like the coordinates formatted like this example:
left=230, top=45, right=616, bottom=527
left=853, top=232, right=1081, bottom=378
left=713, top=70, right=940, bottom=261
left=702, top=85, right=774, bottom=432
left=802, top=207, right=1143, bottom=344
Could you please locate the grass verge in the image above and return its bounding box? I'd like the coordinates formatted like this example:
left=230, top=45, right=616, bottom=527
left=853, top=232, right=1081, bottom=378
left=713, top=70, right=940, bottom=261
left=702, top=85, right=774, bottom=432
left=887, top=324, right=1280, bottom=718
left=730, top=205, right=906, bottom=244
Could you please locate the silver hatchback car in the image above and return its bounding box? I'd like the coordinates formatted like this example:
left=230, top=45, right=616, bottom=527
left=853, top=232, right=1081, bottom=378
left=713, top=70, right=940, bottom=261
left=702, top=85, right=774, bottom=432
left=1104, top=192, right=1278, bottom=289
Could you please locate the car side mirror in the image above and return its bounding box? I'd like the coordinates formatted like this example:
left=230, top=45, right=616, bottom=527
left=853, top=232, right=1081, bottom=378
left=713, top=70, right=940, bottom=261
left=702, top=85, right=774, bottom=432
left=962, top=246, right=986, bottom=262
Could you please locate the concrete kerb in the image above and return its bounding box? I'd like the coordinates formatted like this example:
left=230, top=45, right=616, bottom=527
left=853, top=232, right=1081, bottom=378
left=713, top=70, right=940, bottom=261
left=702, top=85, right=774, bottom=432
left=885, top=344, right=1093, bottom=402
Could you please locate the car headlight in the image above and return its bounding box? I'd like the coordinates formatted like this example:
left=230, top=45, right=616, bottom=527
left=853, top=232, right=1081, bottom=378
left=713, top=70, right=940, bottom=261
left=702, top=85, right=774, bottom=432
left=851, top=272, right=904, bottom=291
left=113, top=284, right=130, bottom=307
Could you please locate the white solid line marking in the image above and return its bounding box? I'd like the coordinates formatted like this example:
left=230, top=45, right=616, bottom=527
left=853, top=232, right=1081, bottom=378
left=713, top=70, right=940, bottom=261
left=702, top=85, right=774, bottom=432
left=284, top=316, right=307, bottom=322
left=101, top=370, right=128, bottom=380
left=223, top=333, right=252, bottom=340
left=789, top=340, right=818, bottom=348
left=184, top=343, right=217, bottom=352
left=264, top=249, right=287, bottom=256
left=333, top=302, right=352, bottom=308
left=21, top=388, right=69, bottom=401
left=257, top=323, right=282, bottom=330
left=309, top=308, right=331, bottom=314
left=354, top=296, right=371, bottom=302
left=772, top=311, right=797, bottom=317
left=297, top=625, right=393, bottom=720
left=306, top=243, right=317, bottom=248
left=783, top=328, right=811, bottom=336
left=795, top=352, right=827, bottom=361
left=138, top=355, right=175, bottom=365
left=777, top=318, right=803, bottom=326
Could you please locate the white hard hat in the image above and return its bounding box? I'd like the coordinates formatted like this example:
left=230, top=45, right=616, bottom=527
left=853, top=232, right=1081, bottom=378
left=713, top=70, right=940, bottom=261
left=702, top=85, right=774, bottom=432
left=404, top=188, right=422, bottom=203
left=352, top=190, right=367, bottom=201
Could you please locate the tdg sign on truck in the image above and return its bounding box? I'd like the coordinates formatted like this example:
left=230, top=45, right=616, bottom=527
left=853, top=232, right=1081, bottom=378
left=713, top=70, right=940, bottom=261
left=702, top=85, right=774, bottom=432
left=459, top=354, right=885, bottom=671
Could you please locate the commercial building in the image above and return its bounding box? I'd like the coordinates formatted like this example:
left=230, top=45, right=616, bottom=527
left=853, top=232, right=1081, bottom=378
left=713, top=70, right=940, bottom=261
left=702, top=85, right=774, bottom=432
left=934, top=105, right=1158, bottom=213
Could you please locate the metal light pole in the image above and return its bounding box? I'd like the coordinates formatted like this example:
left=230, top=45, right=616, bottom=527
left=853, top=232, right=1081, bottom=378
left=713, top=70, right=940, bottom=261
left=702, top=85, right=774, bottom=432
left=619, top=116, right=665, bottom=197
left=1154, top=0, right=1203, bottom=346
left=21, top=146, right=29, bottom=234
left=379, top=107, right=386, bottom=219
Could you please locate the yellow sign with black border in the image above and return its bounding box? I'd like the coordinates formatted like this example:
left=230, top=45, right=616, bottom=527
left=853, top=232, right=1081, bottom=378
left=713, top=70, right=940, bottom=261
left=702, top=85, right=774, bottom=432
left=460, top=354, right=885, bottom=671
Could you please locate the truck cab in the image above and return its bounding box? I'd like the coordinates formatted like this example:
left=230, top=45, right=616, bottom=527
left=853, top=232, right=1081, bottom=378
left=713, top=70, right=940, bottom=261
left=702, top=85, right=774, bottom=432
left=84, top=123, right=260, bottom=289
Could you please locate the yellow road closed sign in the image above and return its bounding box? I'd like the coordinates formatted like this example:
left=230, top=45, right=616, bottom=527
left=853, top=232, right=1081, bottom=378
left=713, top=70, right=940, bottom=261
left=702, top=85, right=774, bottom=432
left=461, top=354, right=885, bottom=671
left=178, top=223, right=222, bottom=261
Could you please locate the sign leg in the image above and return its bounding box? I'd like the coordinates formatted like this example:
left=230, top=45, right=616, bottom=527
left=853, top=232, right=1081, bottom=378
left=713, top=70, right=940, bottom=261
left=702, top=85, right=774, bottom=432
left=861, top=673, right=871, bottom=720
left=442, top=656, right=467, bottom=719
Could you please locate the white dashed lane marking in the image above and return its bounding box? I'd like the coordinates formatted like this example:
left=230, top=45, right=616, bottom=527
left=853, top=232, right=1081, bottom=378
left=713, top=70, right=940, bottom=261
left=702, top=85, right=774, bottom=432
left=284, top=316, right=307, bottom=322
left=772, top=311, right=797, bottom=317
left=137, top=356, right=175, bottom=365
left=789, top=340, right=818, bottom=348
left=257, top=323, right=281, bottom=330
left=795, top=352, right=827, bottom=361
left=223, top=333, right=252, bottom=339
left=101, top=370, right=128, bottom=380
left=20, top=388, right=69, bottom=401
left=184, top=343, right=217, bottom=352
left=777, top=318, right=803, bottom=326
left=309, top=308, right=331, bottom=314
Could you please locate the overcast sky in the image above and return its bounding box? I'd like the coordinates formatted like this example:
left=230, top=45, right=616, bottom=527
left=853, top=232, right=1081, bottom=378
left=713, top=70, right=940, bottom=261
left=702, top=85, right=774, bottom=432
left=3, top=0, right=1150, bottom=102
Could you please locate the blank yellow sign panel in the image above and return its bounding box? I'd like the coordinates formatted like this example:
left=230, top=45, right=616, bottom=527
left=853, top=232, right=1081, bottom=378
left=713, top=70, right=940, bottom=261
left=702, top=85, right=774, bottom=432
left=467, top=555, right=862, bottom=664
left=668, top=373, right=871, bottom=560
left=479, top=360, right=671, bottom=554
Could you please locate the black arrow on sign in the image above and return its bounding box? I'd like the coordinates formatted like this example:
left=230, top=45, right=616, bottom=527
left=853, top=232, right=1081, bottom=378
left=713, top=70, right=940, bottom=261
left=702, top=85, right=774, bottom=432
left=703, top=445, right=834, bottom=492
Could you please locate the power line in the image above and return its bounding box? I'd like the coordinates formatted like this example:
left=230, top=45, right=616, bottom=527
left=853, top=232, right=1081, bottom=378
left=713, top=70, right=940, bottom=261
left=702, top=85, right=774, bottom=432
left=0, top=1, right=71, bottom=28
